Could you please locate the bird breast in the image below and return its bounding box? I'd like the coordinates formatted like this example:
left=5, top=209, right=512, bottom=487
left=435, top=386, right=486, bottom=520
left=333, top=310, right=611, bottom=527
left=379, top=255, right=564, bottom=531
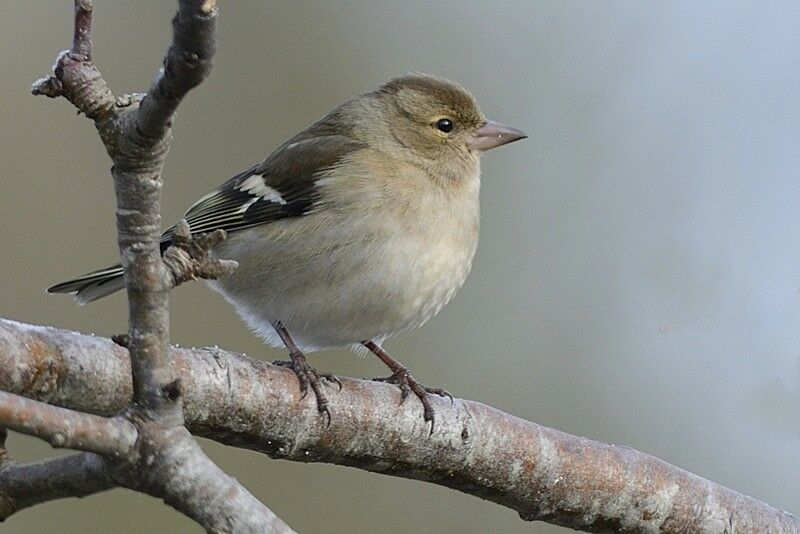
left=210, top=155, right=481, bottom=350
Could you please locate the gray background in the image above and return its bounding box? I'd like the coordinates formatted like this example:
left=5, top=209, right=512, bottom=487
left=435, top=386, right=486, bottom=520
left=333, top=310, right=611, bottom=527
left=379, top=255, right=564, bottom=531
left=2, top=1, right=799, bottom=532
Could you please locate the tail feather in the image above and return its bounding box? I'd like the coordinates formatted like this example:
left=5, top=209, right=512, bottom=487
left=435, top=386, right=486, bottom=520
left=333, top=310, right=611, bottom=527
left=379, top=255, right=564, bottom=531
left=47, top=265, right=126, bottom=304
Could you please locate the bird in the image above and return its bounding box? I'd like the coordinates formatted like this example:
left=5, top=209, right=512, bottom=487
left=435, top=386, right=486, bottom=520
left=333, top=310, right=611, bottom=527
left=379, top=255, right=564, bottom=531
left=48, top=73, right=526, bottom=430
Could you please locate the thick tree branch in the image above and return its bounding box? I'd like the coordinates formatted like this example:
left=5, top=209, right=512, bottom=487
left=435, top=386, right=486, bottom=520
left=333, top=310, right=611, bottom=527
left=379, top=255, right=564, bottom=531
left=1, top=318, right=796, bottom=533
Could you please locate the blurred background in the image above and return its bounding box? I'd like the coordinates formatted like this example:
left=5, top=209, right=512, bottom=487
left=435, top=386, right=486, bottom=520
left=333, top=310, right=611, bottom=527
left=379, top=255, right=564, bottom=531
left=2, top=1, right=799, bottom=532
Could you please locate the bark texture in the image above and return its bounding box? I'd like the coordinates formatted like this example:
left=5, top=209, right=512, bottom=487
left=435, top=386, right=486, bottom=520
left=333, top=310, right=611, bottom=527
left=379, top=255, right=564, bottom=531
left=1, top=318, right=796, bottom=533
left=18, top=1, right=295, bottom=531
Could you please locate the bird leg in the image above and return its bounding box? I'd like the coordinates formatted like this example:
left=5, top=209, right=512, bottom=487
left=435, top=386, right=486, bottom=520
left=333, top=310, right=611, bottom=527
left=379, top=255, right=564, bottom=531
left=272, top=321, right=341, bottom=425
left=362, top=340, right=452, bottom=433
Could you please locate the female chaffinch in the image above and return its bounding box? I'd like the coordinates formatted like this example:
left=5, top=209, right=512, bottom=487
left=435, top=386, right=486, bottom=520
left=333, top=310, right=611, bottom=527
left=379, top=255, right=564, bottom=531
left=49, top=73, right=526, bottom=429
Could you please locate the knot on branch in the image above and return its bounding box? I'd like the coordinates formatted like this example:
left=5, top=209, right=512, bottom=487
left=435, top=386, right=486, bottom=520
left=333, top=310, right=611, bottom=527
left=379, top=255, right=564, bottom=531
left=162, top=220, right=237, bottom=289
left=31, top=75, right=63, bottom=98
left=200, top=0, right=217, bottom=14
left=111, top=334, right=131, bottom=348
left=31, top=2, right=115, bottom=124
left=33, top=49, right=116, bottom=125
left=162, top=379, right=183, bottom=402
left=116, top=93, right=146, bottom=109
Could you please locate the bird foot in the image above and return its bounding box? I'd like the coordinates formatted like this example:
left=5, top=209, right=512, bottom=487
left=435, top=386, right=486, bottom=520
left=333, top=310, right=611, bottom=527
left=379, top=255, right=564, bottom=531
left=274, top=353, right=342, bottom=426
left=372, top=369, right=452, bottom=433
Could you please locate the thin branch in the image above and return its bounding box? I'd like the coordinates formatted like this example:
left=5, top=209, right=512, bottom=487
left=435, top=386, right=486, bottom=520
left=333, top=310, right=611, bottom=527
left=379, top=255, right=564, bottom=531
left=120, top=423, right=292, bottom=532
left=0, top=453, right=113, bottom=520
left=135, top=0, right=218, bottom=140
left=105, top=0, right=217, bottom=415
left=1, top=318, right=796, bottom=533
left=31, top=1, right=114, bottom=121
left=71, top=0, right=93, bottom=59
left=28, top=2, right=294, bottom=531
left=0, top=391, right=135, bottom=457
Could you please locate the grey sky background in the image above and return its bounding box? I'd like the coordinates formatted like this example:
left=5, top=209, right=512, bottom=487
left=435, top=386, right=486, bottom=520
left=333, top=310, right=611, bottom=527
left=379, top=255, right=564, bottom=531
left=1, top=2, right=798, bottom=532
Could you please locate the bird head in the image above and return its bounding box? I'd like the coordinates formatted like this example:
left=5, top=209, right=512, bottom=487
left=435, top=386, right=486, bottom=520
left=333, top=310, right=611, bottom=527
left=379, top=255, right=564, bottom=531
left=370, top=74, right=526, bottom=177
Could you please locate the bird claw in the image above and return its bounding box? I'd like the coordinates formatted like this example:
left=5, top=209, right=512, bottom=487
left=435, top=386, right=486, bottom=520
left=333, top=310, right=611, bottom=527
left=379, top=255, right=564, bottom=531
left=428, top=387, right=454, bottom=404
left=273, top=356, right=340, bottom=420
left=325, top=373, right=343, bottom=391
left=372, top=369, right=451, bottom=434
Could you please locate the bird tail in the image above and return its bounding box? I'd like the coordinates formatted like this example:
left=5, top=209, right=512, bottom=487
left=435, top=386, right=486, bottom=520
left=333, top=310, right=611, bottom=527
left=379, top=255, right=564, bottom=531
left=47, top=264, right=126, bottom=304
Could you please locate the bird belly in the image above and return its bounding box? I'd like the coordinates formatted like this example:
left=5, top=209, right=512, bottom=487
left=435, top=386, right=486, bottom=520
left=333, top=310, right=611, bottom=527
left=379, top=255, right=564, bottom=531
left=208, top=219, right=477, bottom=352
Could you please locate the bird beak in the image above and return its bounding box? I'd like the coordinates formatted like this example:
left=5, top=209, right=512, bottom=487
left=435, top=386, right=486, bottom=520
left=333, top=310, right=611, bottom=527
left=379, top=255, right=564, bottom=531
left=467, top=119, right=527, bottom=151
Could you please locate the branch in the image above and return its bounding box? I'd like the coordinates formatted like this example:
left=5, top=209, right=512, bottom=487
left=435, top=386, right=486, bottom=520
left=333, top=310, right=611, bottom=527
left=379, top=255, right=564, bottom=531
left=135, top=0, right=218, bottom=139
left=1, top=318, right=796, bottom=533
left=108, top=1, right=219, bottom=416
left=28, top=2, right=294, bottom=531
left=118, top=418, right=293, bottom=532
left=0, top=392, right=135, bottom=456
left=0, top=453, right=113, bottom=520
left=71, top=0, right=93, bottom=59
left=0, top=386, right=293, bottom=532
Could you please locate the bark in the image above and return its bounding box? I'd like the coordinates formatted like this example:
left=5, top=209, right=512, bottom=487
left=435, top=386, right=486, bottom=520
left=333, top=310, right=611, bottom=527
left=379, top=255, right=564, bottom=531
left=0, top=453, right=114, bottom=519
left=0, top=392, right=135, bottom=456
left=1, top=318, right=796, bottom=533
left=22, top=1, right=295, bottom=531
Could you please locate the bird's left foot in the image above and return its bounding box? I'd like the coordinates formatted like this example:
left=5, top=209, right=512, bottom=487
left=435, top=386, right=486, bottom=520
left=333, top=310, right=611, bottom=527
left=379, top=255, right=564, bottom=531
left=372, top=369, right=452, bottom=432
left=362, top=340, right=452, bottom=434
left=274, top=352, right=342, bottom=426
left=272, top=321, right=342, bottom=426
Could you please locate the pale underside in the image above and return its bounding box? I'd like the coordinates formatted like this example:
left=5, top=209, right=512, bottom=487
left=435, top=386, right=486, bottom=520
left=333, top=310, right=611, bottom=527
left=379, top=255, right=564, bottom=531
left=208, top=152, right=481, bottom=352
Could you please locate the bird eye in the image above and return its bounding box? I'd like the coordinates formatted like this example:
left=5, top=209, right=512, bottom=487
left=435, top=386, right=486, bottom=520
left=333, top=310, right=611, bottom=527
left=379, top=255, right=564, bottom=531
left=435, top=118, right=454, bottom=133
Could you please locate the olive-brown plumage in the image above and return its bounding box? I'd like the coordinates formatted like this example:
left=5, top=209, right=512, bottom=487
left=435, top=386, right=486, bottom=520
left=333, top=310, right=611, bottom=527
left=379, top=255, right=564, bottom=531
left=48, top=74, right=526, bottom=428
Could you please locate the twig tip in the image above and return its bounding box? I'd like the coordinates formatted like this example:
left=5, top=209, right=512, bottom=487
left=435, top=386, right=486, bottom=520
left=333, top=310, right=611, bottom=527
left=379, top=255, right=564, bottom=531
left=72, top=0, right=94, bottom=59
left=31, top=76, right=63, bottom=98
left=200, top=0, right=217, bottom=15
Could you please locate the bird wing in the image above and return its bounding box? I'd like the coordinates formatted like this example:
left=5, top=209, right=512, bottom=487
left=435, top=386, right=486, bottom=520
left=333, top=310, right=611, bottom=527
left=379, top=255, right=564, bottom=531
left=162, top=135, right=365, bottom=241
